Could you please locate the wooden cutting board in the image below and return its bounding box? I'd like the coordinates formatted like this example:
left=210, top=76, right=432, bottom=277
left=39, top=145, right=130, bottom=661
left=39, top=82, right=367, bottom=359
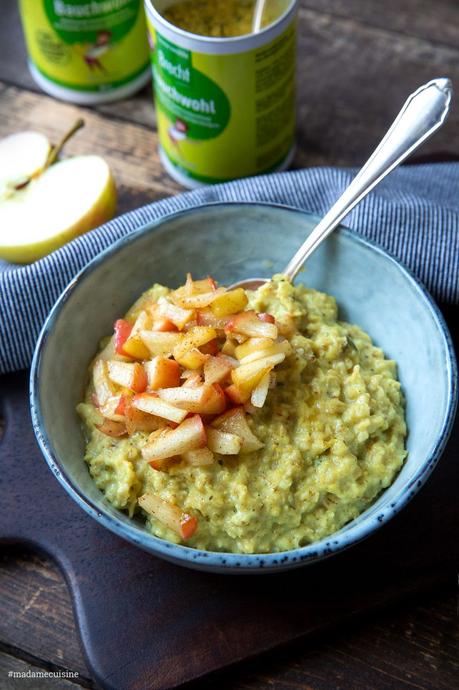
left=0, top=312, right=457, bottom=690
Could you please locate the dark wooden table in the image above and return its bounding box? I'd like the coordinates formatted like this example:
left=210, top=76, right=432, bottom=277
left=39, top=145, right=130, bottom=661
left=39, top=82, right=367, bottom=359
left=1, top=1, right=458, bottom=688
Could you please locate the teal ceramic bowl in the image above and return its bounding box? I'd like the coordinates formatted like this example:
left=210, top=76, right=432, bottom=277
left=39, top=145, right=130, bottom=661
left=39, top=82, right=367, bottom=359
left=30, top=203, right=457, bottom=573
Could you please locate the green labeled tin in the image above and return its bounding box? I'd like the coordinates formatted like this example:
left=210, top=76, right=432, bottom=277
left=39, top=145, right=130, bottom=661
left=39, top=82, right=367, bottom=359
left=145, top=0, right=298, bottom=187
left=19, top=0, right=150, bottom=104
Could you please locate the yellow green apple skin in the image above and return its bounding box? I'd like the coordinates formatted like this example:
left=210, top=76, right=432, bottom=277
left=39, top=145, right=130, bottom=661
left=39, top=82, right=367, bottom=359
left=0, top=155, right=117, bottom=264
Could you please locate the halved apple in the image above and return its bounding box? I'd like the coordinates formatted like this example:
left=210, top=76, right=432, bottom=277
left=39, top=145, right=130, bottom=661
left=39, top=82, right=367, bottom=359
left=0, top=154, right=116, bottom=263
left=0, top=131, right=50, bottom=196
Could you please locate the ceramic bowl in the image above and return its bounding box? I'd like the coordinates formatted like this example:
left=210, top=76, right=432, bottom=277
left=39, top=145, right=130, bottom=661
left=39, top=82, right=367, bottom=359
left=30, top=203, right=457, bottom=573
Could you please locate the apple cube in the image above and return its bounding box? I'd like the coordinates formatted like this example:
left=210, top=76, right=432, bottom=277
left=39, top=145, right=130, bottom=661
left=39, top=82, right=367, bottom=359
left=96, top=419, right=127, bottom=437
left=203, top=353, right=235, bottom=385
left=234, top=337, right=274, bottom=360
left=181, top=370, right=203, bottom=387
left=172, top=326, right=217, bottom=361
left=199, top=338, right=220, bottom=355
left=142, top=415, right=207, bottom=462
left=178, top=274, right=218, bottom=298
left=99, top=393, right=128, bottom=422
left=124, top=399, right=168, bottom=435
left=231, top=352, right=285, bottom=397
left=145, top=356, right=180, bottom=390
left=157, top=296, right=194, bottom=330
left=92, top=359, right=116, bottom=406
left=225, top=384, right=249, bottom=404
left=107, top=361, right=148, bottom=393
left=182, top=447, right=215, bottom=466
left=140, top=330, right=183, bottom=357
left=221, top=337, right=237, bottom=356
left=238, top=339, right=292, bottom=365
left=257, top=312, right=276, bottom=323
left=138, top=493, right=198, bottom=540
left=196, top=309, right=231, bottom=329
left=114, top=319, right=133, bottom=356
left=158, top=383, right=226, bottom=415
left=251, top=372, right=270, bottom=408
left=212, top=406, right=264, bottom=453
left=171, top=289, right=224, bottom=309
left=226, top=310, right=278, bottom=339
left=206, top=428, right=242, bottom=455
left=175, top=347, right=209, bottom=370
left=122, top=312, right=152, bottom=360
left=210, top=288, right=248, bottom=317
left=133, top=393, right=188, bottom=423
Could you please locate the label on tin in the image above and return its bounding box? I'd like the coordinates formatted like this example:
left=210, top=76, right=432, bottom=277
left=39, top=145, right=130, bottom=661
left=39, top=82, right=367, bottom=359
left=147, top=18, right=296, bottom=184
left=19, top=0, right=149, bottom=92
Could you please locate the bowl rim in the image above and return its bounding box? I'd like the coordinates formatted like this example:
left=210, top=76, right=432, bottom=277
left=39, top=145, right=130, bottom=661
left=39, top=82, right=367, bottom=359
left=30, top=201, right=458, bottom=571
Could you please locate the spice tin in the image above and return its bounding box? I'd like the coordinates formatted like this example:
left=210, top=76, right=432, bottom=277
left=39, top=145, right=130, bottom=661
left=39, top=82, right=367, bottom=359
left=145, top=0, right=297, bottom=187
left=18, top=0, right=150, bottom=105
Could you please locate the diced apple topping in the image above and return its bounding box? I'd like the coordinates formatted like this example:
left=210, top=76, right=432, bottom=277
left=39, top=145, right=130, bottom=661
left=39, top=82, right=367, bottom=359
left=93, top=274, right=294, bottom=543
left=138, top=493, right=197, bottom=540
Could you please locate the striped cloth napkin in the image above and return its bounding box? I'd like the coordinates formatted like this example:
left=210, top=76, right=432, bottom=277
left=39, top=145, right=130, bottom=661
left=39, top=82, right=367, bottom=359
left=1, top=163, right=458, bottom=375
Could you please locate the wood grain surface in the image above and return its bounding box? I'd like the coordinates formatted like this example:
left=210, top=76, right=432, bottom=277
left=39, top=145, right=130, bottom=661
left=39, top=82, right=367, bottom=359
left=0, top=0, right=458, bottom=688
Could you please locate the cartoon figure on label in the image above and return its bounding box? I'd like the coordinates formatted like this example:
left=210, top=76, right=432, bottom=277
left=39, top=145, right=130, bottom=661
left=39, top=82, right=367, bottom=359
left=82, top=31, right=112, bottom=72
left=168, top=118, right=188, bottom=149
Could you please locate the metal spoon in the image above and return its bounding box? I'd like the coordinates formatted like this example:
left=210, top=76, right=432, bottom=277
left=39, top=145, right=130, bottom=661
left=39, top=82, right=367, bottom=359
left=231, top=78, right=452, bottom=292
left=252, top=0, right=267, bottom=33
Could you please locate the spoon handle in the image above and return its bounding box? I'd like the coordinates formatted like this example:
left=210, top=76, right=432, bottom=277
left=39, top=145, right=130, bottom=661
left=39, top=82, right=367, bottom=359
left=252, top=0, right=267, bottom=33
left=283, top=78, right=452, bottom=281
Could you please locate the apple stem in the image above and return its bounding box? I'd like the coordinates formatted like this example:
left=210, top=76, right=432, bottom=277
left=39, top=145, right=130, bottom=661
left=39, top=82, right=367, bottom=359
left=44, top=118, right=85, bottom=171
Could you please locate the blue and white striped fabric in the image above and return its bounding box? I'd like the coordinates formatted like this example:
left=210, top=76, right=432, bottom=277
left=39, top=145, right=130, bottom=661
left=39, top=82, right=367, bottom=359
left=1, top=163, right=458, bottom=374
